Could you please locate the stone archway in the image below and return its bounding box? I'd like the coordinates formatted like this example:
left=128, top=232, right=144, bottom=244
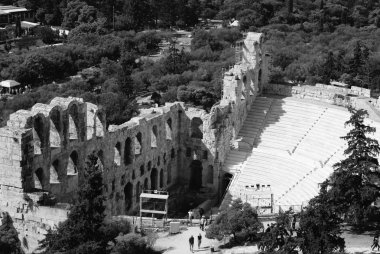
left=124, top=182, right=133, bottom=212
left=222, top=173, right=233, bottom=193
left=189, top=160, right=203, bottom=190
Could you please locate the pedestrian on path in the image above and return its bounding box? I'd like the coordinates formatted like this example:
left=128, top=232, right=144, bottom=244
left=188, top=209, right=193, bottom=226
left=372, top=233, right=379, bottom=251
left=189, top=235, right=194, bottom=252
left=200, top=216, right=205, bottom=231
left=197, top=233, right=202, bottom=249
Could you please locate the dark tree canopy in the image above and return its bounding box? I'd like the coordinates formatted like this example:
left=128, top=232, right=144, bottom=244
left=329, top=107, right=380, bottom=226
left=206, top=199, right=263, bottom=243
left=0, top=212, right=23, bottom=254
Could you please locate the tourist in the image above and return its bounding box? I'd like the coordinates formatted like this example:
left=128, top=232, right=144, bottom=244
left=197, top=233, right=202, bottom=249
left=189, top=235, right=194, bottom=252
left=372, top=233, right=379, bottom=251
left=292, top=214, right=297, bottom=230
left=188, top=209, right=193, bottom=226
left=200, top=215, right=205, bottom=230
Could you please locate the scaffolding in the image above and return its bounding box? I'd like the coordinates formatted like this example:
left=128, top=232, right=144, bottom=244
left=139, top=190, right=169, bottom=229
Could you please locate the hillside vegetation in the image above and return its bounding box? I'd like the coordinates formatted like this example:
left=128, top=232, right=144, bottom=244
left=0, top=0, right=379, bottom=126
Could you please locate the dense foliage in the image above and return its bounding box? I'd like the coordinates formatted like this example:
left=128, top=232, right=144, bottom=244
left=0, top=0, right=379, bottom=124
left=39, top=154, right=157, bottom=254
left=329, top=107, right=380, bottom=226
left=206, top=199, right=262, bottom=243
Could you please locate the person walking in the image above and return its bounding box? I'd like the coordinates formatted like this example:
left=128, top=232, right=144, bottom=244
left=197, top=233, right=202, bottom=249
left=189, top=235, right=194, bottom=252
left=200, top=216, right=205, bottom=231
left=188, top=209, right=193, bottom=226
left=372, top=233, right=379, bottom=251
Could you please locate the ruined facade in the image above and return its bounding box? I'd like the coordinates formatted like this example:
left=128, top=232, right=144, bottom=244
left=0, top=32, right=267, bottom=253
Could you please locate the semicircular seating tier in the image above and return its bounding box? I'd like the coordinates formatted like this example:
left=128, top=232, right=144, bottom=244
left=221, top=96, right=380, bottom=213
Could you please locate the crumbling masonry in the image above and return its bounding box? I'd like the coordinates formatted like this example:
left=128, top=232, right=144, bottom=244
left=0, top=32, right=268, bottom=253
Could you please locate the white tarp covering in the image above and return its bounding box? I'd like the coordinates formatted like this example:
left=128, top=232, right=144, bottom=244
left=0, top=80, right=20, bottom=88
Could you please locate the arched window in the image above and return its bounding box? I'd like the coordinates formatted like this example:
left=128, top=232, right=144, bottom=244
left=34, top=168, right=44, bottom=189
left=68, top=104, right=79, bottom=140
left=124, top=182, right=133, bottom=211
left=95, top=113, right=104, bottom=137
left=203, top=151, right=208, bottom=160
left=171, top=148, right=175, bottom=159
left=135, top=132, right=142, bottom=155
left=50, top=160, right=60, bottom=184
left=33, top=116, right=45, bottom=155
left=114, top=142, right=121, bottom=166
left=147, top=161, right=152, bottom=171
left=67, top=151, right=78, bottom=175
left=151, top=168, right=158, bottom=190
left=140, top=165, right=144, bottom=176
left=144, top=178, right=149, bottom=190
left=49, top=109, right=61, bottom=148
left=151, top=125, right=158, bottom=148
left=191, top=117, right=203, bottom=139
left=124, top=138, right=132, bottom=165
left=166, top=118, right=172, bottom=140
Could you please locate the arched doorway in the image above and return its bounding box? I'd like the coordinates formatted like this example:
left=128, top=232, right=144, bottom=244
left=222, top=173, right=233, bottom=193
left=189, top=160, right=203, bottom=190
left=151, top=168, right=158, bottom=190
left=124, top=182, right=133, bottom=212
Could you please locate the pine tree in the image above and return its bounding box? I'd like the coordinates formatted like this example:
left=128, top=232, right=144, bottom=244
left=349, top=41, right=363, bottom=76
left=0, top=212, right=23, bottom=254
left=321, top=51, right=336, bottom=84
left=298, top=181, right=345, bottom=254
left=329, top=107, right=380, bottom=226
left=40, top=154, right=106, bottom=253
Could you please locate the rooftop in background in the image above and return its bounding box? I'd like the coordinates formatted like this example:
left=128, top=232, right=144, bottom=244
left=0, top=5, right=28, bottom=15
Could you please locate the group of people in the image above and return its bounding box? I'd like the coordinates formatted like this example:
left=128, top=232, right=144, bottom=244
left=188, top=208, right=208, bottom=229
left=0, top=85, right=31, bottom=96
left=188, top=233, right=202, bottom=253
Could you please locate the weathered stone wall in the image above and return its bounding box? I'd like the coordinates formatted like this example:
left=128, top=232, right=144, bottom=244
left=264, top=83, right=371, bottom=106
left=0, top=32, right=267, bottom=253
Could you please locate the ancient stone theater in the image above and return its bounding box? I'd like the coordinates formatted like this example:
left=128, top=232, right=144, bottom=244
left=2, top=31, right=379, bottom=253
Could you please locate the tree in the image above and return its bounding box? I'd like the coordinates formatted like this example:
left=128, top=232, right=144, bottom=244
left=40, top=154, right=106, bottom=253
left=298, top=182, right=345, bottom=254
left=35, top=26, right=57, bottom=44
left=259, top=210, right=301, bottom=253
left=320, top=51, right=336, bottom=84
left=62, top=0, right=90, bottom=29
left=329, top=107, right=380, bottom=226
left=0, top=212, right=23, bottom=254
left=123, top=0, right=152, bottom=31
left=205, top=199, right=262, bottom=243
left=110, top=233, right=160, bottom=254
